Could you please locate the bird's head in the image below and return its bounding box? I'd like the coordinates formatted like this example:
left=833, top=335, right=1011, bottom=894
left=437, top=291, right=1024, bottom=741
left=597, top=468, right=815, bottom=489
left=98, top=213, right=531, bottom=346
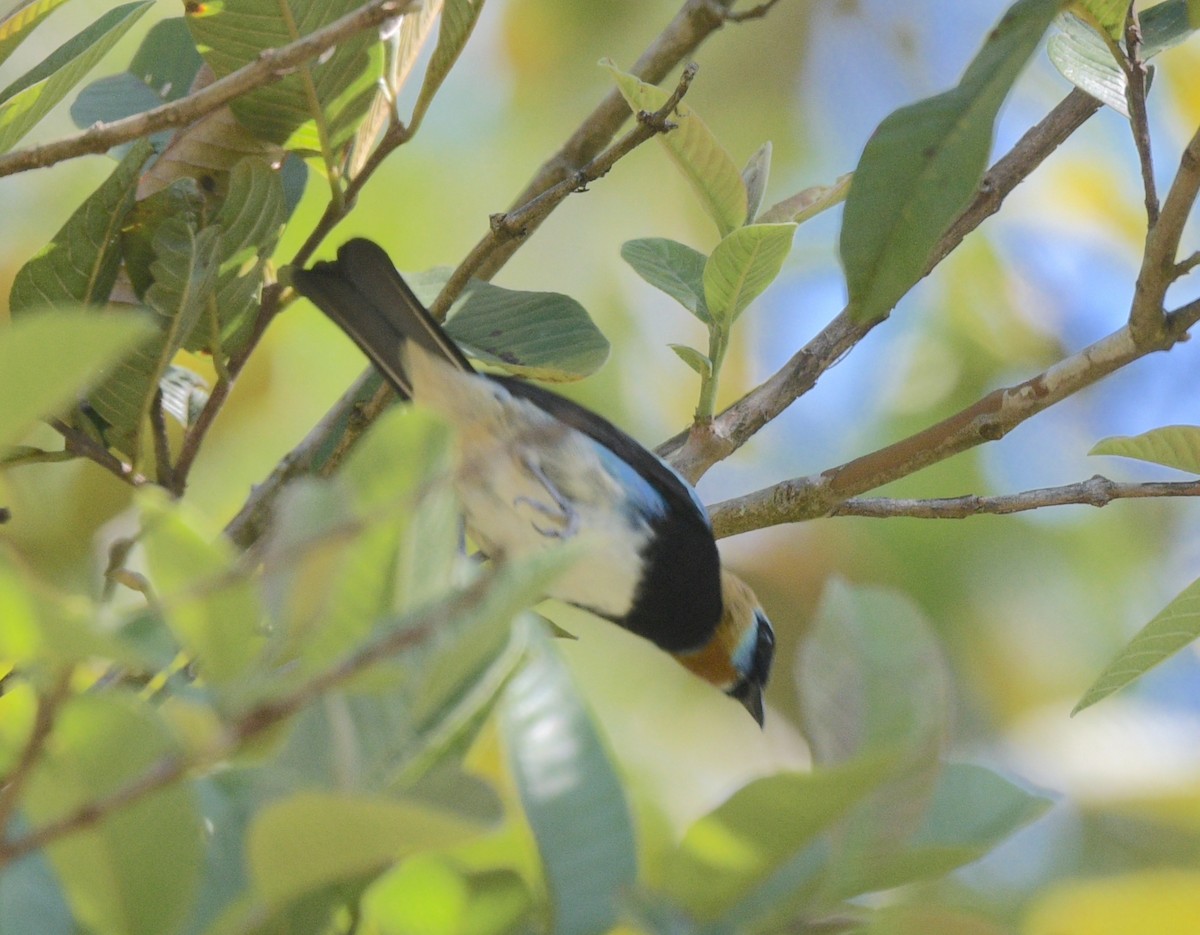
left=674, top=570, right=776, bottom=726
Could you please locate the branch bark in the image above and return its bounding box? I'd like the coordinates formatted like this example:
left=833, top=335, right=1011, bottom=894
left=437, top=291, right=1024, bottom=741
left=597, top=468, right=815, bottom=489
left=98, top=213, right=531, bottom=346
left=0, top=0, right=413, bottom=179
left=834, top=475, right=1200, bottom=520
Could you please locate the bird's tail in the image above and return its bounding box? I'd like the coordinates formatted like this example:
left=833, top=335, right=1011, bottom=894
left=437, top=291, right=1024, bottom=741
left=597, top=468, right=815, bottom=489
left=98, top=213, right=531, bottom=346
left=289, top=238, right=472, bottom=397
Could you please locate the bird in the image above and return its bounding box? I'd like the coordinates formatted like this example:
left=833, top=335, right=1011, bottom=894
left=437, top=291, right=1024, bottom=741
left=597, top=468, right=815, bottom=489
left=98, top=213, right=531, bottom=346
left=289, top=238, right=775, bottom=724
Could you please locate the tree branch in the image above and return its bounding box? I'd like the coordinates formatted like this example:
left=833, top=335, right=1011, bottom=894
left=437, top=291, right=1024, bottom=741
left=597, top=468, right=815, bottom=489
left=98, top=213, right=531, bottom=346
left=0, top=568, right=500, bottom=867
left=1122, top=6, right=1158, bottom=228
left=709, top=298, right=1200, bottom=538
left=223, top=0, right=766, bottom=548
left=833, top=475, right=1200, bottom=520
left=0, top=670, right=72, bottom=839
left=659, top=88, right=1103, bottom=482
left=0, top=0, right=413, bottom=179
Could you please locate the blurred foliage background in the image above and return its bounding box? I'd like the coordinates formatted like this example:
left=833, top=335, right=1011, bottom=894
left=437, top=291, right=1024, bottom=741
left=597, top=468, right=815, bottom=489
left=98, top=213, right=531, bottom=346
left=2, top=0, right=1200, bottom=932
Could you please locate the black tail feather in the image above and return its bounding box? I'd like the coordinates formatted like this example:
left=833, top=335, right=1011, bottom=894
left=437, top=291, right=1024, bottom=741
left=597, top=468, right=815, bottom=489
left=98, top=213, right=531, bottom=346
left=290, top=238, right=472, bottom=397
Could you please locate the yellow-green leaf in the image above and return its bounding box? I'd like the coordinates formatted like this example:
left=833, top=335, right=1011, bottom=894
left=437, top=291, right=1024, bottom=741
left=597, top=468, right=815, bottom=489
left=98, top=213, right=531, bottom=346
left=1089, top=425, right=1200, bottom=475
left=703, top=223, right=795, bottom=325
left=758, top=172, right=852, bottom=225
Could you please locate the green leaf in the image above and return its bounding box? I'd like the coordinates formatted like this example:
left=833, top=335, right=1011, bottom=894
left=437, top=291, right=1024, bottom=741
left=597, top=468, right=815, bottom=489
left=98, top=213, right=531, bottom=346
left=215, top=158, right=286, bottom=262
left=1075, top=574, right=1200, bottom=714
left=741, top=141, right=772, bottom=224
left=138, top=490, right=263, bottom=687
left=363, top=857, right=532, bottom=935
left=70, top=73, right=171, bottom=144
left=501, top=624, right=637, bottom=935
left=10, top=140, right=153, bottom=315
left=1090, top=425, right=1200, bottom=474
left=21, top=694, right=202, bottom=935
left=603, top=59, right=748, bottom=237
left=703, top=222, right=795, bottom=325
left=1192, top=0, right=1200, bottom=29
left=248, top=792, right=480, bottom=909
left=1073, top=0, right=1130, bottom=37
left=408, top=272, right=610, bottom=382
left=0, top=0, right=78, bottom=69
left=128, top=16, right=203, bottom=101
left=621, top=237, right=710, bottom=322
left=91, top=219, right=221, bottom=456
left=0, top=1, right=153, bottom=153
left=840, top=0, right=1063, bottom=323
left=411, top=0, right=486, bottom=131
left=0, top=310, right=155, bottom=454
left=669, top=343, right=712, bottom=378
left=911, top=762, right=1051, bottom=852
left=187, top=0, right=383, bottom=153
left=1050, top=3, right=1195, bottom=113
left=758, top=172, right=853, bottom=225
left=662, top=760, right=888, bottom=920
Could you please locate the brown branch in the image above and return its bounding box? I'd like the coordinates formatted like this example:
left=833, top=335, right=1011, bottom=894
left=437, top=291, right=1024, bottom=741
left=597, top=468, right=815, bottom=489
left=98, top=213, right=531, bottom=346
left=222, top=0, right=761, bottom=549
left=0, top=670, right=72, bottom=838
left=0, top=568, right=499, bottom=867
left=833, top=475, right=1200, bottom=520
left=709, top=298, right=1200, bottom=538
left=1130, top=123, right=1200, bottom=344
left=660, top=88, right=1104, bottom=481
left=0, top=0, right=414, bottom=179
left=1123, top=6, right=1158, bottom=227
left=725, top=0, right=786, bottom=23
left=51, top=418, right=147, bottom=486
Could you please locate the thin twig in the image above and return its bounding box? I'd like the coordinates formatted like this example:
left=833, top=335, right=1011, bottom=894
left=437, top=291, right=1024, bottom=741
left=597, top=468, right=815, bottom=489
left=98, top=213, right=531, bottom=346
left=1122, top=6, right=1159, bottom=228
left=0, top=0, right=413, bottom=179
left=724, top=0, right=786, bottom=23
left=0, top=670, right=72, bottom=838
left=709, top=298, right=1200, bottom=538
left=51, top=419, right=147, bottom=486
left=833, top=475, right=1200, bottom=520
left=222, top=0, right=756, bottom=549
left=660, top=88, right=1104, bottom=481
left=0, top=568, right=499, bottom=867
left=1130, top=123, right=1200, bottom=344
left=1177, top=250, right=1200, bottom=277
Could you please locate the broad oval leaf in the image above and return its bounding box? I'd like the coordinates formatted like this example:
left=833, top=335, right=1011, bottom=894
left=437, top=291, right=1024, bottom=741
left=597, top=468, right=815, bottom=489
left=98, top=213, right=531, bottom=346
left=0, top=310, right=155, bottom=454
left=621, top=237, right=710, bottom=322
left=1074, top=575, right=1200, bottom=714
left=0, top=1, right=152, bottom=153
left=138, top=490, right=264, bottom=687
left=9, top=139, right=153, bottom=315
left=501, top=624, right=637, bottom=935
left=1089, top=425, right=1200, bottom=474
left=21, top=694, right=202, bottom=935
left=603, top=59, right=748, bottom=237
left=703, top=222, right=795, bottom=325
left=248, top=792, right=480, bottom=909
left=662, top=761, right=887, bottom=920
left=186, top=0, right=383, bottom=154
left=407, top=272, right=610, bottom=382
left=840, top=0, right=1063, bottom=323
left=1050, top=2, right=1200, bottom=114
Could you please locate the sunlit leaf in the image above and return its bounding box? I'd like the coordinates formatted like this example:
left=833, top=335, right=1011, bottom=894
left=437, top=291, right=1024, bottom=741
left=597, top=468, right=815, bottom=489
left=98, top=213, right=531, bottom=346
left=703, top=222, right=795, bottom=325
left=758, top=172, right=852, bottom=225
left=248, top=792, right=480, bottom=909
left=603, top=59, right=748, bottom=237
left=21, top=694, right=202, bottom=935
left=1090, top=424, right=1200, bottom=474
left=0, top=310, right=154, bottom=454
left=1071, top=0, right=1131, bottom=37
left=1075, top=574, right=1200, bottom=714
left=0, top=1, right=152, bottom=153
left=621, top=237, right=710, bottom=322
left=363, top=857, right=532, bottom=935
left=501, top=624, right=637, bottom=935
left=841, top=0, right=1063, bottom=323
left=9, top=139, right=153, bottom=314
left=186, top=0, right=383, bottom=154
left=0, top=0, right=77, bottom=68
left=1050, top=2, right=1195, bottom=114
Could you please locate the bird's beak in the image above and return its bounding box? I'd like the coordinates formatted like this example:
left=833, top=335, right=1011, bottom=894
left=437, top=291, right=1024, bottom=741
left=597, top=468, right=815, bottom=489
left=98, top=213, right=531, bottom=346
left=730, top=679, right=765, bottom=727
